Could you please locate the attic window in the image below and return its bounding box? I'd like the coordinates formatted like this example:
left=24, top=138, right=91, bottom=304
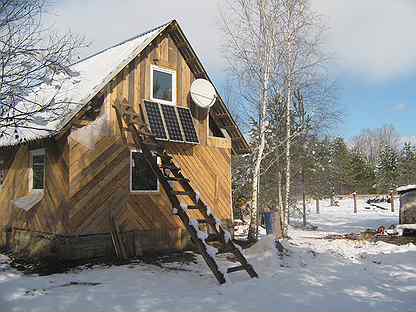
left=130, top=150, right=160, bottom=193
left=30, top=149, right=46, bottom=191
left=150, top=65, right=176, bottom=105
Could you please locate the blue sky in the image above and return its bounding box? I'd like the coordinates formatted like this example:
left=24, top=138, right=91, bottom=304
left=337, top=73, right=416, bottom=140
left=47, top=0, right=416, bottom=141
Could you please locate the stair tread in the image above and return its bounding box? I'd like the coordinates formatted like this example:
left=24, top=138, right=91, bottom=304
left=164, top=176, right=189, bottom=182
left=160, top=165, right=180, bottom=171
left=172, top=191, right=194, bottom=196
left=186, top=205, right=199, bottom=209
left=155, top=152, right=173, bottom=160
left=206, top=233, right=219, bottom=242
left=226, top=265, right=246, bottom=273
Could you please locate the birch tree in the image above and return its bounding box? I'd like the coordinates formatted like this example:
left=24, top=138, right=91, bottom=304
left=221, top=0, right=282, bottom=241
left=222, top=0, right=337, bottom=240
left=272, top=0, right=335, bottom=236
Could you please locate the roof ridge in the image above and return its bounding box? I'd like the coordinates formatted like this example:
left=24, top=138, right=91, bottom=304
left=71, top=20, right=173, bottom=66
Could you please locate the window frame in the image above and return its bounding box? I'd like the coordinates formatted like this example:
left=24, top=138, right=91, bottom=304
left=150, top=64, right=177, bottom=106
left=129, top=149, right=161, bottom=194
left=29, top=148, right=46, bottom=192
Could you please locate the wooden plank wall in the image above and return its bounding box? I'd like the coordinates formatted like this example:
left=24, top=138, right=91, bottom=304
left=0, top=138, right=69, bottom=234
left=67, top=32, right=232, bottom=240
left=0, top=31, right=232, bottom=254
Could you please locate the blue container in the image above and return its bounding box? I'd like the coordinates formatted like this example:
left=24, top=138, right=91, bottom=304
left=263, top=212, right=273, bottom=235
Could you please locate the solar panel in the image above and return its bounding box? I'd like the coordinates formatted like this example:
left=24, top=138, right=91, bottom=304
left=160, top=104, right=184, bottom=142
left=177, top=107, right=199, bottom=144
left=144, top=101, right=167, bottom=140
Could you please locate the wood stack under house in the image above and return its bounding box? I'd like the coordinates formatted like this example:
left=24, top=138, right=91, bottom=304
left=0, top=21, right=251, bottom=265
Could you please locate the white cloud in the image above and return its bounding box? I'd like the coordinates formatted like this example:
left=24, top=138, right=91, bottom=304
left=390, top=103, right=410, bottom=112
left=46, top=0, right=224, bottom=74
left=311, top=0, right=416, bottom=81
left=46, top=0, right=416, bottom=82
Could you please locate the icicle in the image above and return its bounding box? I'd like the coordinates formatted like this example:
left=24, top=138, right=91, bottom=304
left=180, top=203, right=188, bottom=212
left=189, top=219, right=208, bottom=241
left=214, top=217, right=222, bottom=226
left=223, top=229, right=232, bottom=243
left=195, top=192, right=200, bottom=203
left=168, top=181, right=175, bottom=188
left=206, top=206, right=213, bottom=216
left=205, top=244, right=218, bottom=259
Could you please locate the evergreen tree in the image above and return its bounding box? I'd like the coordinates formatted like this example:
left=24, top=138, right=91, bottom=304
left=304, top=138, right=334, bottom=200
left=375, top=144, right=399, bottom=192
left=348, top=150, right=376, bottom=193
left=397, top=143, right=416, bottom=186
left=329, top=137, right=353, bottom=194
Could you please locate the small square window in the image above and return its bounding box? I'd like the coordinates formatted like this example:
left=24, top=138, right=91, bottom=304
left=150, top=65, right=176, bottom=105
left=130, top=150, right=160, bottom=192
left=30, top=149, right=46, bottom=191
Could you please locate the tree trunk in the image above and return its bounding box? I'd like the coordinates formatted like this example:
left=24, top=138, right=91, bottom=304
left=247, top=0, right=271, bottom=242
left=284, top=75, right=293, bottom=236
left=302, top=169, right=307, bottom=227
left=353, top=192, right=357, bottom=213
left=315, top=198, right=320, bottom=214
left=274, top=153, right=284, bottom=240
left=390, top=191, right=395, bottom=212
left=283, top=1, right=295, bottom=238
left=248, top=153, right=262, bottom=241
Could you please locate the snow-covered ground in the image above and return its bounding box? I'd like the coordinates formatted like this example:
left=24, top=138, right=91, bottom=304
left=1, top=197, right=415, bottom=312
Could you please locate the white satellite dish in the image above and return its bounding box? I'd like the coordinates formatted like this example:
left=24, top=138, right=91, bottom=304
left=190, top=79, right=217, bottom=109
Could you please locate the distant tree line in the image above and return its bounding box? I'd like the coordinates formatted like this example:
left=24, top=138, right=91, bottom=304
left=232, top=124, right=416, bottom=222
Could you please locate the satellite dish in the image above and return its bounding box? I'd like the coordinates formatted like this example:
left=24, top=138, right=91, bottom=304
left=190, top=79, right=217, bottom=109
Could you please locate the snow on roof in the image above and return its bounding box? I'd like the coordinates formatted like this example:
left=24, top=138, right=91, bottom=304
left=0, top=21, right=171, bottom=147
left=397, top=185, right=416, bottom=193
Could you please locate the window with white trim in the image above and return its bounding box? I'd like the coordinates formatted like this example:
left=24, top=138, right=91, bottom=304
left=30, top=149, right=46, bottom=191
left=150, top=65, right=176, bottom=105
left=130, top=150, right=160, bottom=192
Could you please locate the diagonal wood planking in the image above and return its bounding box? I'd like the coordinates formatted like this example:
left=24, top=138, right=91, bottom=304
left=0, top=28, right=233, bottom=254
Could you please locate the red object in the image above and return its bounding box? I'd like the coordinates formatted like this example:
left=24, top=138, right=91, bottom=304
left=377, top=226, right=385, bottom=235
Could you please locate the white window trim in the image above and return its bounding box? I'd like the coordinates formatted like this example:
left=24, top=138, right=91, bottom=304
left=150, top=64, right=177, bottom=106
left=29, top=148, right=46, bottom=192
left=130, top=149, right=161, bottom=193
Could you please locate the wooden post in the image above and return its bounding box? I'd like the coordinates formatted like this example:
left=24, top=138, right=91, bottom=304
left=353, top=192, right=357, bottom=214
left=390, top=191, right=395, bottom=212
left=315, top=198, right=320, bottom=214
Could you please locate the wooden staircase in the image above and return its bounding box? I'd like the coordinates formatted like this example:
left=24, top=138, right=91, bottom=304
left=113, top=99, right=258, bottom=284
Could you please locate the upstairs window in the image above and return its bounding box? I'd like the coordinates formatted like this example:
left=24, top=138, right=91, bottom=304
left=130, top=150, right=160, bottom=192
left=30, top=149, right=46, bottom=191
left=150, top=65, right=176, bottom=105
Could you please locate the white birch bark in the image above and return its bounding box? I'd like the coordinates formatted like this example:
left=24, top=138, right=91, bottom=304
left=248, top=0, right=273, bottom=240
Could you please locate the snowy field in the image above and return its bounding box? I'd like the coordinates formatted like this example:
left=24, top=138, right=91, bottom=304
left=1, top=197, right=416, bottom=312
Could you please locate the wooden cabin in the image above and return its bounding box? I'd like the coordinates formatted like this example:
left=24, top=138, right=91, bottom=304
left=0, top=20, right=249, bottom=261
left=397, top=185, right=416, bottom=225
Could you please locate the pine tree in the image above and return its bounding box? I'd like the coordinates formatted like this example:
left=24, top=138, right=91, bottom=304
left=375, top=144, right=399, bottom=192
left=397, top=143, right=416, bottom=186
left=348, top=150, right=376, bottom=194
left=304, top=138, right=334, bottom=200
left=329, top=138, right=353, bottom=194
